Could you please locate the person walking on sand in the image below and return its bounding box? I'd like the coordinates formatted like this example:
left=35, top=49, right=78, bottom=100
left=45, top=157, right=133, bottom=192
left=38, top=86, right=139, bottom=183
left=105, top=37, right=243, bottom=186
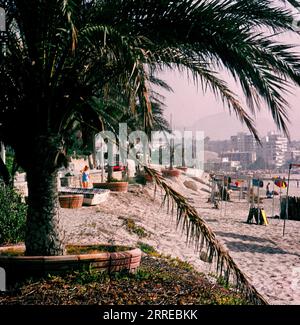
left=81, top=165, right=90, bottom=188
left=266, top=182, right=271, bottom=197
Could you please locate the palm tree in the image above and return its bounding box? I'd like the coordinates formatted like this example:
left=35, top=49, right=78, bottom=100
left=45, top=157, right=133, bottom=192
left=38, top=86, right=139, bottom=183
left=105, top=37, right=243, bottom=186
left=1, top=0, right=300, bottom=260
left=90, top=82, right=171, bottom=137
left=64, top=88, right=171, bottom=172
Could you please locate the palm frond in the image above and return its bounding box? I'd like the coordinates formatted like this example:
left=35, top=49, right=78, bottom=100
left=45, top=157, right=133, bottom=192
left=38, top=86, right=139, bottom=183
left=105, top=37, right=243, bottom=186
left=62, top=0, right=80, bottom=51
left=144, top=166, right=268, bottom=305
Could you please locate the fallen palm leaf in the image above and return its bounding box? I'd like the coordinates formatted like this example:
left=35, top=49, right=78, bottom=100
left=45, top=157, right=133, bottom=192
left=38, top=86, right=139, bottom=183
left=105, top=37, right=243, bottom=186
left=144, top=166, right=268, bottom=305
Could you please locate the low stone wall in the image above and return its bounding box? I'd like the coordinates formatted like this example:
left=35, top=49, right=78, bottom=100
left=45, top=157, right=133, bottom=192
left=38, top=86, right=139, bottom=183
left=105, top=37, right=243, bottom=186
left=0, top=246, right=142, bottom=287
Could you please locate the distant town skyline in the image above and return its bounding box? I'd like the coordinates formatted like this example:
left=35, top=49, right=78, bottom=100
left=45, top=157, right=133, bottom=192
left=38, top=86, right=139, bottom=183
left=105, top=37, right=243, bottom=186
left=159, top=69, right=300, bottom=141
left=159, top=31, right=300, bottom=141
left=204, top=130, right=299, bottom=171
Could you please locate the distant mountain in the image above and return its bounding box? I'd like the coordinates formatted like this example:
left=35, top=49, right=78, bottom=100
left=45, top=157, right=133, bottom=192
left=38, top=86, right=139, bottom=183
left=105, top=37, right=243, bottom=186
left=179, top=112, right=300, bottom=141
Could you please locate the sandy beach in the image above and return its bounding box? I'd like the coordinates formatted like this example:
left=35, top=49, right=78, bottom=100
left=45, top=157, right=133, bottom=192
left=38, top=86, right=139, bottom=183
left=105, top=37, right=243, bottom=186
left=54, top=170, right=300, bottom=305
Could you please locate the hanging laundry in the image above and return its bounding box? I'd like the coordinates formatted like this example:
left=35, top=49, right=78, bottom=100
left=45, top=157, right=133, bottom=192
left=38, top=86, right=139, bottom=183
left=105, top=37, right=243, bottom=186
left=290, top=163, right=300, bottom=168
left=252, top=179, right=264, bottom=187
left=274, top=177, right=288, bottom=188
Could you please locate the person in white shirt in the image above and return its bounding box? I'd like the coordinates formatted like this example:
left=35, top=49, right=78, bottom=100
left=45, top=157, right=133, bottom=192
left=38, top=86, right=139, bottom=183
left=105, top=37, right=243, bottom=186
left=134, top=138, right=143, bottom=172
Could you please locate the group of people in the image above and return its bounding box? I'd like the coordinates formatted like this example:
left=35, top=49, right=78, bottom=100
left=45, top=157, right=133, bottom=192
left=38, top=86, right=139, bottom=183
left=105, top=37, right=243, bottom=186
left=266, top=177, right=288, bottom=198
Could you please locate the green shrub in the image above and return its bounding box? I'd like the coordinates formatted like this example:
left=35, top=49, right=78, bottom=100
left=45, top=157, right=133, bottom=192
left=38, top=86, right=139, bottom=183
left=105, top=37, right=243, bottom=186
left=123, top=218, right=148, bottom=238
left=0, top=185, right=27, bottom=244
left=5, top=153, right=14, bottom=176
left=137, top=242, right=157, bottom=254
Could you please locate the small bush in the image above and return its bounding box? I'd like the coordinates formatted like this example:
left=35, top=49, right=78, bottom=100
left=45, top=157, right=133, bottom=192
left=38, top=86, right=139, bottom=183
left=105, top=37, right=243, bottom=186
left=137, top=242, right=157, bottom=254
left=0, top=185, right=27, bottom=244
left=165, top=256, right=194, bottom=271
left=123, top=218, right=148, bottom=238
left=5, top=153, right=14, bottom=176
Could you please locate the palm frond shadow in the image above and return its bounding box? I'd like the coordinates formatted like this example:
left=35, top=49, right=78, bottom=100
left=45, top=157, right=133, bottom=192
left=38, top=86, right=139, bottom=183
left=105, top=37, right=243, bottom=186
left=144, top=166, right=268, bottom=305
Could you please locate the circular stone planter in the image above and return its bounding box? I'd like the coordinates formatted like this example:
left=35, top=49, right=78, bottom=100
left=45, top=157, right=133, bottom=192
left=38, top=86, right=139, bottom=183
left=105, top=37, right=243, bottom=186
left=0, top=245, right=141, bottom=287
left=93, top=182, right=128, bottom=192
left=59, top=194, right=84, bottom=208
left=162, top=168, right=181, bottom=178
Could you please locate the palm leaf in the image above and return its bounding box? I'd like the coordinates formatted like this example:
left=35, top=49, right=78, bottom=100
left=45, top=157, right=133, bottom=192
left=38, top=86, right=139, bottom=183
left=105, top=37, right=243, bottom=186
left=144, top=166, right=268, bottom=305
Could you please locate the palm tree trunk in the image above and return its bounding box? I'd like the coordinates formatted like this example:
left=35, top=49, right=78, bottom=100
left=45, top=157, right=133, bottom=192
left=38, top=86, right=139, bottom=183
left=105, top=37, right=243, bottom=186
left=87, top=154, right=94, bottom=169
left=170, top=138, right=174, bottom=169
left=107, top=165, right=113, bottom=182
left=25, top=167, right=65, bottom=256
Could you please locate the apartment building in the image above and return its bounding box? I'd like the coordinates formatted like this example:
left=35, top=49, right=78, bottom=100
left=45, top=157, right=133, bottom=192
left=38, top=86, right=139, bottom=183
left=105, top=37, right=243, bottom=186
left=263, top=132, right=288, bottom=169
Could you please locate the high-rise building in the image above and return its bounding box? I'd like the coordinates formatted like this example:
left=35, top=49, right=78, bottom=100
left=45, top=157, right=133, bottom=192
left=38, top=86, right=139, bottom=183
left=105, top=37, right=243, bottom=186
left=230, top=132, right=257, bottom=152
left=263, top=132, right=288, bottom=169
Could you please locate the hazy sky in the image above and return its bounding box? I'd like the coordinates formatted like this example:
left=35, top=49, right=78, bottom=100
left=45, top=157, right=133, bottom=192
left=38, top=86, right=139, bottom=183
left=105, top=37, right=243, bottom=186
left=159, top=32, right=300, bottom=139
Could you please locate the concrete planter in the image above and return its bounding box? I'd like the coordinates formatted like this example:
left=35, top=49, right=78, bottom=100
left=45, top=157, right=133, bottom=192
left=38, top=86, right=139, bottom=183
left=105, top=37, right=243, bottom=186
left=162, top=168, right=181, bottom=178
left=59, top=194, right=84, bottom=208
left=0, top=245, right=142, bottom=287
left=93, top=182, right=128, bottom=192
left=59, top=188, right=110, bottom=206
